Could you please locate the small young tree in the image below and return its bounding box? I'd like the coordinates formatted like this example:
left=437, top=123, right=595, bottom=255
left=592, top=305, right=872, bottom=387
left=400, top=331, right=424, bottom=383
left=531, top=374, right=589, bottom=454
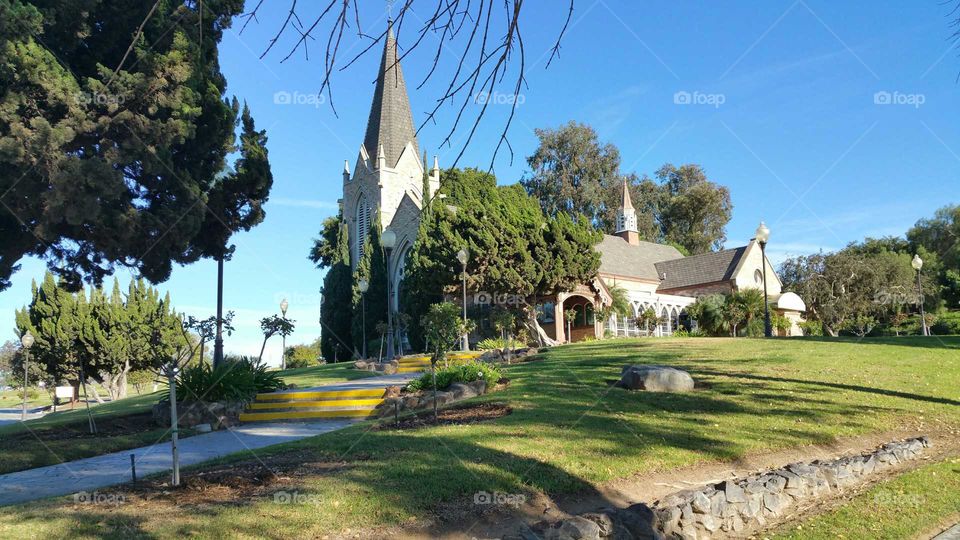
left=637, top=308, right=661, bottom=336
left=185, top=312, right=235, bottom=365
left=421, top=302, right=474, bottom=420
left=258, top=316, right=296, bottom=365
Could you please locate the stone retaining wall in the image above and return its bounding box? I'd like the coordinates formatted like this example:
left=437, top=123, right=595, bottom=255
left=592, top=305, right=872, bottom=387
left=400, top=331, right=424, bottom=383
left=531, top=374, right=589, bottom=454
left=375, top=380, right=488, bottom=418
left=151, top=400, right=245, bottom=430
left=522, top=437, right=931, bottom=540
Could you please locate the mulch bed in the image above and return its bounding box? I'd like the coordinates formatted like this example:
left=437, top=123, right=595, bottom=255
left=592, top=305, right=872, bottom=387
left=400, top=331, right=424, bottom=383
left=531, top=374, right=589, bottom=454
left=374, top=402, right=512, bottom=431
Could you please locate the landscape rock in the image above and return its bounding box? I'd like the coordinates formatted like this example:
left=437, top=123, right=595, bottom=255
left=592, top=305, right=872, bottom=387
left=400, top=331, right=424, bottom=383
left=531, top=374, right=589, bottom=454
left=515, top=437, right=931, bottom=540
left=617, top=365, right=695, bottom=392
left=152, top=400, right=245, bottom=429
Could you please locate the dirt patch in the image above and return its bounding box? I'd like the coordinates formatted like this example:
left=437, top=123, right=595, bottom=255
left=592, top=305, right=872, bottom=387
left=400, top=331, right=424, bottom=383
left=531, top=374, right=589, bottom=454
left=373, top=402, right=512, bottom=431
left=4, top=412, right=163, bottom=442
left=120, top=452, right=358, bottom=506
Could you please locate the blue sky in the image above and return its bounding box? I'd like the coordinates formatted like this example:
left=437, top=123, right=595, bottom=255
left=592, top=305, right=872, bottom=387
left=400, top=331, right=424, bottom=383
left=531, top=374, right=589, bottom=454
left=2, top=1, right=959, bottom=363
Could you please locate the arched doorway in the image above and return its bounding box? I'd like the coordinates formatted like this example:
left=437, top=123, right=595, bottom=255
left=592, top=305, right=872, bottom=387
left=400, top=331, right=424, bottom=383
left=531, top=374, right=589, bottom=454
left=562, top=294, right=596, bottom=343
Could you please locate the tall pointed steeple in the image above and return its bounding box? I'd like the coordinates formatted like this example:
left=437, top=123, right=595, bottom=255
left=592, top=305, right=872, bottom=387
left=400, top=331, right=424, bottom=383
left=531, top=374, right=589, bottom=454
left=362, top=20, right=419, bottom=168
left=616, top=178, right=640, bottom=245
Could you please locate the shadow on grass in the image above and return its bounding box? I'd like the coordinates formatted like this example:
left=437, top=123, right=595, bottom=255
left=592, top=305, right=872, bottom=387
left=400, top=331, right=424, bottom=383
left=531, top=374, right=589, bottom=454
left=697, top=369, right=960, bottom=408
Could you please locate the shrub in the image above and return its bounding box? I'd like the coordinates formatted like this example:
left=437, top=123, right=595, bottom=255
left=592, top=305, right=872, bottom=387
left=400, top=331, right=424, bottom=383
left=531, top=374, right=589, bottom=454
left=407, top=362, right=502, bottom=392
left=173, top=358, right=285, bottom=403
left=932, top=311, right=960, bottom=335
left=799, top=320, right=823, bottom=336
left=477, top=337, right=507, bottom=350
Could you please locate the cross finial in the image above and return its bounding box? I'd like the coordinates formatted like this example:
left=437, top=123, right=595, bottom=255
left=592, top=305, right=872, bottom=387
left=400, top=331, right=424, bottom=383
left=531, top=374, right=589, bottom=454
left=386, top=0, right=395, bottom=18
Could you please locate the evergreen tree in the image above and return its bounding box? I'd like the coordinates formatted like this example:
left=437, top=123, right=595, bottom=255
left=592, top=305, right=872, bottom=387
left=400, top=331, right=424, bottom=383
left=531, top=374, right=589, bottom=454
left=351, top=213, right=389, bottom=356
left=320, top=219, right=354, bottom=362
left=0, top=1, right=273, bottom=291
left=403, top=168, right=602, bottom=349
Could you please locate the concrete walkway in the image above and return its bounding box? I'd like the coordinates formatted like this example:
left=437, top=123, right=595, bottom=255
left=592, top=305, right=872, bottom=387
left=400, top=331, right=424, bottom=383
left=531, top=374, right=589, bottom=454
left=0, top=373, right=419, bottom=507
left=935, top=523, right=960, bottom=540
left=0, top=406, right=45, bottom=427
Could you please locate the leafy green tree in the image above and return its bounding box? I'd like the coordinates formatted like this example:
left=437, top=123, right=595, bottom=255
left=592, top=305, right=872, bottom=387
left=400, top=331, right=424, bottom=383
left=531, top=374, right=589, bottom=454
left=284, top=338, right=322, bottom=368
left=403, top=168, right=602, bottom=350
left=352, top=213, right=388, bottom=355
left=908, top=205, right=960, bottom=309
left=779, top=245, right=920, bottom=336
left=654, top=164, right=732, bottom=254
left=521, top=124, right=731, bottom=254
left=421, top=302, right=473, bottom=419
left=0, top=1, right=273, bottom=292
left=522, top=122, right=649, bottom=233
left=319, top=218, right=353, bottom=362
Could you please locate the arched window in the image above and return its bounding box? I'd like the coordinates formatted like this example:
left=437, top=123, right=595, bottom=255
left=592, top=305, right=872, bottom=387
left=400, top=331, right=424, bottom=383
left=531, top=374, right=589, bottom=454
left=355, top=194, right=371, bottom=262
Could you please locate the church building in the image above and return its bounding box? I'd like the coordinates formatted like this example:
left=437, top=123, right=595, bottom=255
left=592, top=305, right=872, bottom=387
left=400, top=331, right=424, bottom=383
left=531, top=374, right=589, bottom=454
left=339, top=23, right=806, bottom=344
left=340, top=22, right=438, bottom=311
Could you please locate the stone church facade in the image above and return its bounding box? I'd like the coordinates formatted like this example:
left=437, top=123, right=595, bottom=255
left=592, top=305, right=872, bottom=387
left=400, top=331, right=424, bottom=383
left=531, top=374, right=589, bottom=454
left=340, top=23, right=438, bottom=309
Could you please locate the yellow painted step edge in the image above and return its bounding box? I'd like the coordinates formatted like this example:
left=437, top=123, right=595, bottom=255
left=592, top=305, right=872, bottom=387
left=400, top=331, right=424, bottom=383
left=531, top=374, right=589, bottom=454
left=255, top=388, right=384, bottom=401
left=239, top=409, right=374, bottom=421
left=249, top=398, right=384, bottom=410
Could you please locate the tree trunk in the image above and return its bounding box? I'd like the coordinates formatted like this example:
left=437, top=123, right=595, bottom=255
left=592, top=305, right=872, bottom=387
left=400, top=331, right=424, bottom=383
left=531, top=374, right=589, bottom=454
left=526, top=308, right=558, bottom=347
left=87, top=379, right=106, bottom=404
left=118, top=360, right=130, bottom=399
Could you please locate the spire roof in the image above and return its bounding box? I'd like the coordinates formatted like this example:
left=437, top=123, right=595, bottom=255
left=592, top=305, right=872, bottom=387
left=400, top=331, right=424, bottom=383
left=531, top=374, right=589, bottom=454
left=362, top=21, right=419, bottom=168
left=621, top=178, right=634, bottom=211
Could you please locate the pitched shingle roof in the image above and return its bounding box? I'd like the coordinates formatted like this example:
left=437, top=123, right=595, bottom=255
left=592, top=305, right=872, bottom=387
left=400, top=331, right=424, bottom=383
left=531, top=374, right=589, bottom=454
left=654, top=246, right=747, bottom=291
left=597, top=235, right=685, bottom=281
left=363, top=21, right=419, bottom=167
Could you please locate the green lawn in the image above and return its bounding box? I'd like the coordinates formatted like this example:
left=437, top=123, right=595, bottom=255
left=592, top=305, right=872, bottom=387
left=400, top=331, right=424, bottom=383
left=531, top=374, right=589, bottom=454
left=0, top=362, right=367, bottom=474
left=0, top=337, right=957, bottom=539
left=771, top=456, right=960, bottom=539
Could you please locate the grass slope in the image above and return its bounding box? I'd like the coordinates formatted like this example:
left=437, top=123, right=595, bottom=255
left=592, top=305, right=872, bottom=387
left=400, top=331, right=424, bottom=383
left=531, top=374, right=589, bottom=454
left=0, top=337, right=957, bottom=538
left=772, top=456, right=960, bottom=539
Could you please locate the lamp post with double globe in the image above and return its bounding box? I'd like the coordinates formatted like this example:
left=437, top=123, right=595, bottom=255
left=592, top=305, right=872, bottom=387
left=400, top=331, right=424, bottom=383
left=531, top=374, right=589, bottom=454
left=755, top=222, right=773, bottom=338
left=20, top=332, right=34, bottom=421
left=912, top=254, right=928, bottom=337
left=381, top=229, right=397, bottom=359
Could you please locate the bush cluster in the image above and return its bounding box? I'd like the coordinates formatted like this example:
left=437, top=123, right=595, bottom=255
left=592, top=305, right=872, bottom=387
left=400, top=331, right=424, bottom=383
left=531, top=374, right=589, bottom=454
left=173, top=358, right=285, bottom=403
left=407, top=362, right=502, bottom=392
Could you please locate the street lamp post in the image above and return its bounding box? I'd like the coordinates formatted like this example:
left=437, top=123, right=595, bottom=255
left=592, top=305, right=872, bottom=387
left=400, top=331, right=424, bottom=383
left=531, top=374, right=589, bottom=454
left=213, top=256, right=225, bottom=368
left=456, top=248, right=469, bottom=351
left=912, top=254, right=928, bottom=337
left=755, top=222, right=773, bottom=338
left=280, top=298, right=289, bottom=369
left=358, top=278, right=369, bottom=359
left=382, top=229, right=397, bottom=360
left=20, top=332, right=34, bottom=421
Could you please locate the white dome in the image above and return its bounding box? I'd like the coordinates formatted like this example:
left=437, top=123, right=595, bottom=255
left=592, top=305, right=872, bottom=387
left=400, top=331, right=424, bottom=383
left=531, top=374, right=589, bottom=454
left=777, top=292, right=806, bottom=312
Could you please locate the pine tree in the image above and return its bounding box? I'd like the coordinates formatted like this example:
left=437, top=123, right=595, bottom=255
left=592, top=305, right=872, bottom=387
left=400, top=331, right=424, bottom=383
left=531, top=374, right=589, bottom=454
left=0, top=2, right=273, bottom=291
left=320, top=219, right=354, bottom=362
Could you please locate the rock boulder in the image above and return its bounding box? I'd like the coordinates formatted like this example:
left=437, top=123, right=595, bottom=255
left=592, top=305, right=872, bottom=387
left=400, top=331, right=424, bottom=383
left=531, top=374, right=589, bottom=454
left=618, top=365, right=695, bottom=392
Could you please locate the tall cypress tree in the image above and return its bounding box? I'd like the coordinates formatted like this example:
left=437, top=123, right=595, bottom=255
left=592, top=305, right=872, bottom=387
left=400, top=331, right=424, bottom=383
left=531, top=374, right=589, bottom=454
left=352, top=213, right=389, bottom=356
left=320, top=219, right=354, bottom=362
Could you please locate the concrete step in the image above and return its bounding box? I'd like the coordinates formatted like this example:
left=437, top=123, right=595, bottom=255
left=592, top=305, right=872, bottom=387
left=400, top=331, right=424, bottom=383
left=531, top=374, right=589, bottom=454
left=254, top=388, right=385, bottom=401
left=239, top=408, right=376, bottom=422
left=248, top=398, right=384, bottom=410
